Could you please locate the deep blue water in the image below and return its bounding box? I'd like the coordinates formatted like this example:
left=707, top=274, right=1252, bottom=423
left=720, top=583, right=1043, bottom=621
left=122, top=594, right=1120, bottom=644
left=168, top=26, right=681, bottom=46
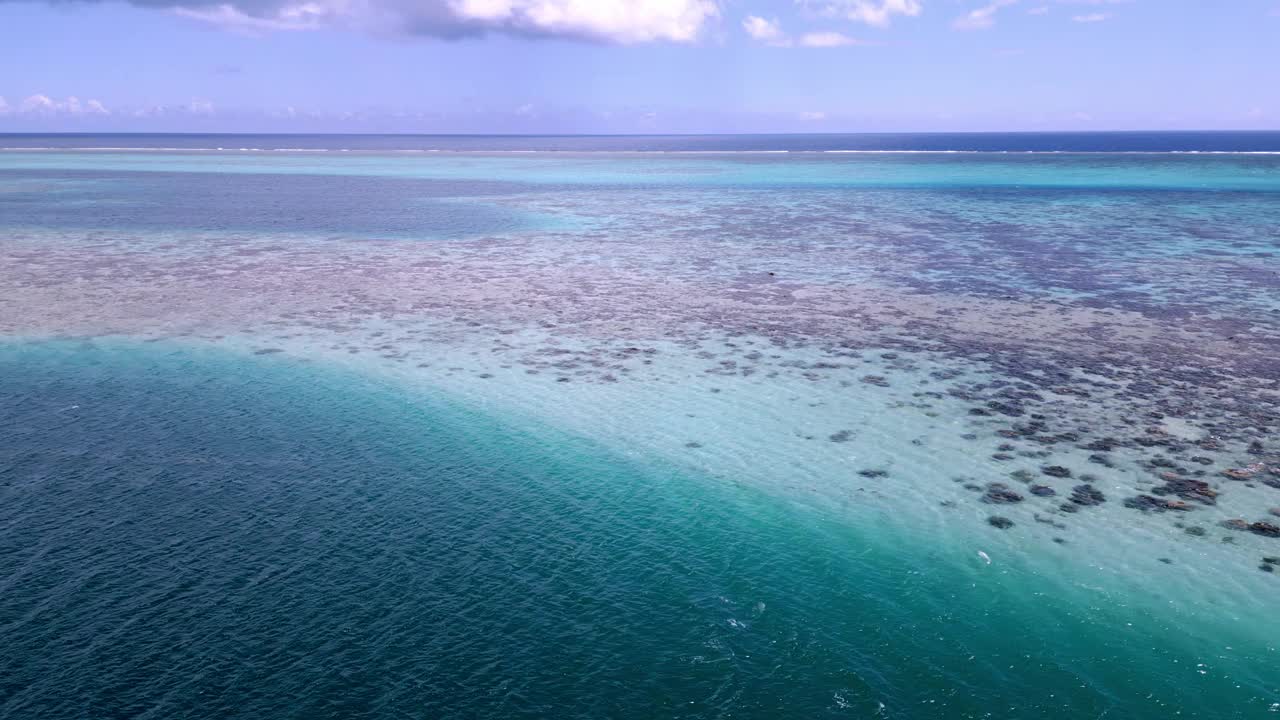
left=3, top=131, right=1280, bottom=152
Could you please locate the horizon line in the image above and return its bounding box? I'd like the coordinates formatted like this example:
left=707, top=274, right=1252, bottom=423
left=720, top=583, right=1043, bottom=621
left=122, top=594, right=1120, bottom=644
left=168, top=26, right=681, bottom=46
left=2, top=129, right=1280, bottom=137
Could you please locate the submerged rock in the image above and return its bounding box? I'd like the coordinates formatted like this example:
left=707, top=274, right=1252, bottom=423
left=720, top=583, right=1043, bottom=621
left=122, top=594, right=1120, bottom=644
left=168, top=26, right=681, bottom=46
left=1124, top=495, right=1193, bottom=512
left=983, top=483, right=1024, bottom=504
left=1069, top=484, right=1106, bottom=507
left=1249, top=522, right=1280, bottom=538
left=1010, top=469, right=1036, bottom=483
left=1042, top=465, right=1072, bottom=478
left=1030, top=485, right=1056, bottom=497
left=1220, top=518, right=1250, bottom=531
left=987, top=516, right=1015, bottom=529
left=1150, top=476, right=1218, bottom=505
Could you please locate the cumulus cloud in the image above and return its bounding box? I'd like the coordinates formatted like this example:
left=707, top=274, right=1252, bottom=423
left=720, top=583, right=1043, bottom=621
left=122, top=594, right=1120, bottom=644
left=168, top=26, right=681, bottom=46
left=140, top=0, right=720, bottom=43
left=803, top=0, right=922, bottom=28
left=19, top=94, right=56, bottom=114
left=130, top=99, right=215, bottom=117
left=188, top=98, right=215, bottom=115
left=798, top=31, right=860, bottom=47
left=4, top=95, right=110, bottom=116
left=1072, top=12, right=1108, bottom=22
left=953, top=0, right=1017, bottom=30
left=742, top=15, right=789, bottom=45
left=742, top=16, right=863, bottom=48
left=174, top=2, right=336, bottom=32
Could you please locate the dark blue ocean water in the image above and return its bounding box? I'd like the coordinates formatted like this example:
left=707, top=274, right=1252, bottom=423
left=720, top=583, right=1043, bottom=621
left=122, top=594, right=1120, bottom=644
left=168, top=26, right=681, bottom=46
left=3, top=131, right=1280, bottom=152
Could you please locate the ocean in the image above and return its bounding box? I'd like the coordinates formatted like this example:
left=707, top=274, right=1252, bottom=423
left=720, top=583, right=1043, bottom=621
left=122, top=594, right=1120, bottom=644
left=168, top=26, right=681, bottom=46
left=4, top=130, right=1280, bottom=152
left=1, top=133, right=1278, bottom=718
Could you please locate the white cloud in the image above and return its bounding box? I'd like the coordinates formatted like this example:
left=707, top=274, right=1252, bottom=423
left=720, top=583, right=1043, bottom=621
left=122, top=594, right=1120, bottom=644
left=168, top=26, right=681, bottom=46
left=803, top=0, right=922, bottom=27
left=742, top=15, right=790, bottom=45
left=798, top=31, right=860, bottom=46
left=20, top=94, right=57, bottom=114
left=1027, top=5, right=1048, bottom=14
left=742, top=16, right=863, bottom=48
left=953, top=0, right=1018, bottom=30
left=4, top=94, right=110, bottom=116
left=174, top=0, right=721, bottom=43
left=456, top=0, right=719, bottom=43
left=174, top=3, right=335, bottom=33
left=130, top=99, right=216, bottom=118
left=1072, top=12, right=1108, bottom=22
left=191, top=99, right=215, bottom=115
left=799, top=111, right=827, bottom=120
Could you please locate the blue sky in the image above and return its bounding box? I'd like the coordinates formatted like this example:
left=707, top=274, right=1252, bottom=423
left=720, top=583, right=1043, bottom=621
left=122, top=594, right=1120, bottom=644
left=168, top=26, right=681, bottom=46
left=1, top=0, right=1277, bottom=132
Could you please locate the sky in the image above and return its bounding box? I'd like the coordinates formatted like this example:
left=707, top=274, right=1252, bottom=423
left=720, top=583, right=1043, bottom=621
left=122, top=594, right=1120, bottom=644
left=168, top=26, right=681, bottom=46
left=0, top=0, right=1277, bottom=133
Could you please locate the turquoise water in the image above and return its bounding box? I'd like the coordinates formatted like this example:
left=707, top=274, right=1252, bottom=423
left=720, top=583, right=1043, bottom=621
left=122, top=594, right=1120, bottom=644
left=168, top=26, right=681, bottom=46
left=2, top=139, right=1279, bottom=718
left=4, top=150, right=1280, bottom=191
left=5, top=131, right=1280, bottom=152
left=0, top=341, right=1274, bottom=719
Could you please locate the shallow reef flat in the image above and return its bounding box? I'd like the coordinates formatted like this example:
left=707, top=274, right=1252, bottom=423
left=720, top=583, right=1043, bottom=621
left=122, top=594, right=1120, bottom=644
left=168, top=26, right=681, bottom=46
left=3, top=153, right=1280, bottom=570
